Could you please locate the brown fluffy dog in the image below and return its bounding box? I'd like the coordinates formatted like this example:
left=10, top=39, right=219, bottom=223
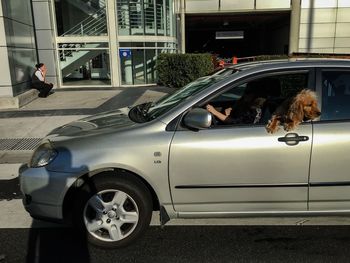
left=266, top=89, right=321, bottom=134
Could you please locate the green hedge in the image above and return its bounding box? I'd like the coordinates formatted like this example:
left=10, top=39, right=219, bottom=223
left=156, top=53, right=214, bottom=88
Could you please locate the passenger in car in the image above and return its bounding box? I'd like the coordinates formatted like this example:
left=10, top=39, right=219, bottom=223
left=265, top=89, right=321, bottom=134
left=206, top=97, right=266, bottom=125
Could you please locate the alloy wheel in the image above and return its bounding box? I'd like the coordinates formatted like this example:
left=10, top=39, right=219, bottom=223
left=83, top=189, right=139, bottom=242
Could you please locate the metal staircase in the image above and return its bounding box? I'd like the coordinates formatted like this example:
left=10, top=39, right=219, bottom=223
left=59, top=43, right=105, bottom=76
left=59, top=0, right=107, bottom=77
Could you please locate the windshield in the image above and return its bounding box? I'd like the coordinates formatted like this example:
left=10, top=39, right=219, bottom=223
left=147, top=74, right=234, bottom=120
left=128, top=71, right=238, bottom=123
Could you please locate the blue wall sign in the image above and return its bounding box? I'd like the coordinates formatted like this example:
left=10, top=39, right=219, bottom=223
left=119, top=49, right=132, bottom=58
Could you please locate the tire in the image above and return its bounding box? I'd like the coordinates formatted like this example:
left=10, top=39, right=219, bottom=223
left=73, top=172, right=153, bottom=248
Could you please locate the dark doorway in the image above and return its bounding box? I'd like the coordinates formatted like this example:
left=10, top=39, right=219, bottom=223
left=185, top=12, right=290, bottom=60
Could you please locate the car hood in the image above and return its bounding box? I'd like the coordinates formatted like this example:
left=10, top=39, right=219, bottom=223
left=47, top=107, right=136, bottom=138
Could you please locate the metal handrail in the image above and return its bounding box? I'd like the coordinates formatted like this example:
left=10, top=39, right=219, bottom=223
left=76, top=16, right=106, bottom=35
left=59, top=43, right=84, bottom=60
left=62, top=10, right=106, bottom=36
left=61, top=0, right=106, bottom=36
left=59, top=42, right=104, bottom=61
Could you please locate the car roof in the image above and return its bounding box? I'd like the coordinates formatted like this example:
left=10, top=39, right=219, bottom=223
left=160, top=58, right=350, bottom=124
left=227, top=58, right=350, bottom=72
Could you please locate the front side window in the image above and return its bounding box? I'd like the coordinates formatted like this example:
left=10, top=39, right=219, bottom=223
left=204, top=72, right=309, bottom=126
left=321, top=70, right=350, bottom=121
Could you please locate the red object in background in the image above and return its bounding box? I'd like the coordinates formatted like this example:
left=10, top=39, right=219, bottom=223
left=232, top=56, right=238, bottom=64
left=219, top=60, right=225, bottom=67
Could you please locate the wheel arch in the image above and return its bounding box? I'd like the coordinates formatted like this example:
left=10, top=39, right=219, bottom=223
left=62, top=167, right=160, bottom=222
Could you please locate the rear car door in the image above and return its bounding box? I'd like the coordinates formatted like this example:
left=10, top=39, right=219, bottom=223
left=309, top=68, right=350, bottom=210
left=169, top=70, right=314, bottom=213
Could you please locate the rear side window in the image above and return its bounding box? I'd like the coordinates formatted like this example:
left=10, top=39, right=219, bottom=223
left=321, top=70, right=350, bottom=121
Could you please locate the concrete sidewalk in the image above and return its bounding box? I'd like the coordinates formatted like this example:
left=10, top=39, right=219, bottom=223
left=0, top=85, right=173, bottom=164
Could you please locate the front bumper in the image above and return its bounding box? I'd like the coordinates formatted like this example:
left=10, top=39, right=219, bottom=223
left=19, top=164, right=78, bottom=221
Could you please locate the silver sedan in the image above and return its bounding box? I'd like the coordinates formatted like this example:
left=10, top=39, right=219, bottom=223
left=20, top=59, right=350, bottom=247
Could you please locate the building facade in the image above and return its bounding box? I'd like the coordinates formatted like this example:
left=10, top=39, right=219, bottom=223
left=0, top=0, right=350, bottom=108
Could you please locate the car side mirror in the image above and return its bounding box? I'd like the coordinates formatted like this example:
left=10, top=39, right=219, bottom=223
left=183, top=108, right=212, bottom=130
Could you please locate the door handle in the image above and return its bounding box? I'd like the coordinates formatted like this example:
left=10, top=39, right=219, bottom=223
left=278, top=133, right=309, bottom=146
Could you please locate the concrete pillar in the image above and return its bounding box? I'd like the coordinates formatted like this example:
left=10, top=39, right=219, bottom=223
left=32, top=0, right=58, bottom=87
left=0, top=2, right=13, bottom=98
left=0, top=0, right=40, bottom=108
left=289, top=0, right=301, bottom=55
left=108, top=0, right=121, bottom=87
left=180, top=0, right=185, bottom=53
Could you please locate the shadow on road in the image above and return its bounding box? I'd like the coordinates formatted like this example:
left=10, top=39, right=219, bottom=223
left=22, top=148, right=91, bottom=263
left=25, top=223, right=90, bottom=263
left=0, top=177, right=22, bottom=201
left=1, top=225, right=350, bottom=262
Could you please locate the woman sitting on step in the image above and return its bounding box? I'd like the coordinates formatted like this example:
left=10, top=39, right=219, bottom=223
left=31, top=63, right=54, bottom=98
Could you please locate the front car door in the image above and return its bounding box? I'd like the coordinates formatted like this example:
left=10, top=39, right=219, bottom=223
left=169, top=70, right=314, bottom=214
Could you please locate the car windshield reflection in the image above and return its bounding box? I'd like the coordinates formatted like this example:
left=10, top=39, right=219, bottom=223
left=146, top=74, right=234, bottom=120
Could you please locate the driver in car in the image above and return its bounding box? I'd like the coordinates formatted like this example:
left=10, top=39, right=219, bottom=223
left=206, top=97, right=266, bottom=125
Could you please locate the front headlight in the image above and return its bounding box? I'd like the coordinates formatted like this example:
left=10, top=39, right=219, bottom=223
left=29, top=141, right=58, bottom=168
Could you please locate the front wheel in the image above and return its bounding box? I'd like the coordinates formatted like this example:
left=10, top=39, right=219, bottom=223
left=73, top=173, right=153, bottom=248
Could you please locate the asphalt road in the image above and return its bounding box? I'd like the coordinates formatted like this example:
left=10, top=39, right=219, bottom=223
left=1, top=171, right=350, bottom=263
left=1, top=225, right=350, bottom=263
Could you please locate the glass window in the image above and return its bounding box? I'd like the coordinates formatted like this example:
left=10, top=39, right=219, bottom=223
left=206, top=73, right=309, bottom=126
left=321, top=70, right=350, bottom=121
left=3, top=0, right=33, bottom=26
left=54, top=0, right=107, bottom=36
left=156, top=0, right=165, bottom=36
left=166, top=0, right=175, bottom=37
left=117, top=0, right=174, bottom=36
left=132, top=49, right=146, bottom=84
left=145, top=49, right=157, bottom=83
left=119, top=42, right=147, bottom=47
left=144, top=0, right=156, bottom=35
left=130, top=0, right=144, bottom=35
left=119, top=42, right=176, bottom=85
left=58, top=43, right=110, bottom=86
left=117, top=0, right=131, bottom=35
left=120, top=48, right=133, bottom=85
left=145, top=42, right=156, bottom=47
left=117, top=0, right=144, bottom=35
left=120, top=48, right=147, bottom=85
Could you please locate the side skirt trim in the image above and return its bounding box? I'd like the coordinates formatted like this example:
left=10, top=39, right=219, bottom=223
left=178, top=210, right=350, bottom=218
